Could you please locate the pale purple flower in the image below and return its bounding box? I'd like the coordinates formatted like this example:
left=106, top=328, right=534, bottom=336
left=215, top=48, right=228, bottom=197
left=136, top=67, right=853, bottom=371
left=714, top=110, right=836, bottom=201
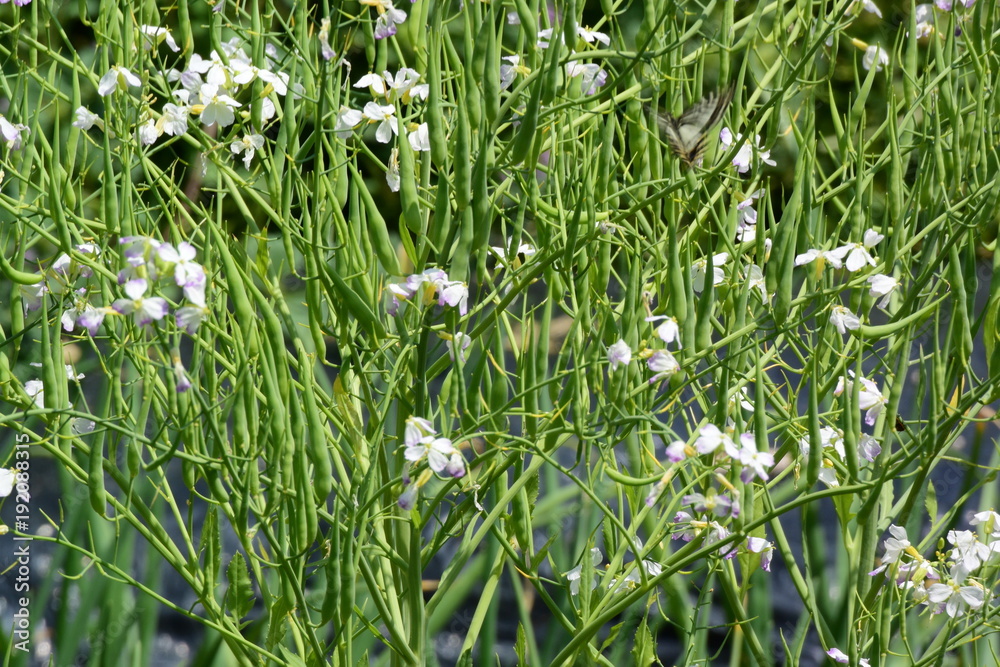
left=446, top=332, right=471, bottom=363
left=172, top=355, right=192, bottom=392
left=736, top=433, right=774, bottom=482
left=397, top=483, right=418, bottom=510
left=607, top=339, right=632, bottom=371
left=647, top=350, right=679, bottom=384
left=746, top=536, right=775, bottom=571
left=646, top=315, right=681, bottom=347
left=665, top=440, right=688, bottom=462
left=112, top=278, right=169, bottom=326
left=719, top=128, right=775, bottom=174
left=319, top=18, right=335, bottom=60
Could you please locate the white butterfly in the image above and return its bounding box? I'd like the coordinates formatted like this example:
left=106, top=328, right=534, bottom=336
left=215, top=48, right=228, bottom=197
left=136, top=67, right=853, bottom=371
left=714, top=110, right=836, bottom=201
left=655, top=87, right=734, bottom=167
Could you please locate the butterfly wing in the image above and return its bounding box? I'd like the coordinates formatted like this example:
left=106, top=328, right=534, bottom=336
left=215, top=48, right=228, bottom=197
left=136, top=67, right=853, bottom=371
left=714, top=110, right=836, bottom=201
left=657, top=86, right=734, bottom=167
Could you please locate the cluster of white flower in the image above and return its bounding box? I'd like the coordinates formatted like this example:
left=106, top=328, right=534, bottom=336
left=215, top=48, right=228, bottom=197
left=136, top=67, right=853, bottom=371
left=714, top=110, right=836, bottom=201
left=387, top=267, right=469, bottom=317
left=397, top=415, right=466, bottom=509
left=870, top=513, right=1000, bottom=619
left=798, top=426, right=881, bottom=487
left=77, top=34, right=290, bottom=171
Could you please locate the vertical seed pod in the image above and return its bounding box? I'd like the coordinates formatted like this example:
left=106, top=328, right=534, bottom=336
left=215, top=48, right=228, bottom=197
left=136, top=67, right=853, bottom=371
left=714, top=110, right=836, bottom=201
left=509, top=72, right=541, bottom=165
left=89, top=439, right=107, bottom=517
left=694, top=252, right=715, bottom=353
left=396, top=116, right=422, bottom=239
left=450, top=205, right=475, bottom=282
left=482, top=13, right=501, bottom=130
left=770, top=186, right=800, bottom=327
left=465, top=9, right=485, bottom=131
left=321, top=521, right=341, bottom=624
left=429, top=176, right=453, bottom=257
left=948, top=243, right=973, bottom=368
left=453, top=101, right=472, bottom=210
left=425, top=29, right=450, bottom=171
left=348, top=162, right=402, bottom=275
left=471, top=135, right=493, bottom=268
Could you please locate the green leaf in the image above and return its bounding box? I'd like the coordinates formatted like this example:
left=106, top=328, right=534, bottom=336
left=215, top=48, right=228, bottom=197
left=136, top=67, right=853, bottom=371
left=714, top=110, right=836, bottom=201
left=224, top=553, right=255, bottom=621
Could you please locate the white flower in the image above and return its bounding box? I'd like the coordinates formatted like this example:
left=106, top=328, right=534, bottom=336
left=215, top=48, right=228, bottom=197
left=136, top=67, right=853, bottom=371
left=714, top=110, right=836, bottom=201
left=746, top=264, right=770, bottom=305
left=383, top=68, right=422, bottom=103
left=334, top=106, right=363, bottom=138
left=565, top=61, right=606, bottom=96
left=867, top=273, right=899, bottom=309
left=362, top=0, right=406, bottom=39
left=98, top=66, right=142, bottom=96
left=198, top=83, right=241, bottom=127
left=566, top=547, right=603, bottom=595
left=361, top=102, right=398, bottom=144
left=0, top=469, right=14, bottom=497
left=159, top=102, right=190, bottom=136
left=24, top=379, right=45, bottom=408
left=719, top=128, right=775, bottom=174
left=970, top=510, right=1000, bottom=538
left=694, top=424, right=739, bottom=458
left=500, top=55, right=529, bottom=90
left=73, top=106, right=102, bottom=131
left=355, top=72, right=388, bottom=97
left=691, top=253, right=729, bottom=292
left=826, top=229, right=883, bottom=272
left=138, top=119, right=161, bottom=145
left=835, top=373, right=887, bottom=426
left=231, top=133, right=265, bottom=169
left=859, top=0, right=882, bottom=16
left=576, top=26, right=610, bottom=45
left=140, top=25, right=180, bottom=52
left=646, top=315, right=681, bottom=347
left=738, top=434, right=774, bottom=482
left=830, top=306, right=861, bottom=334
left=607, top=339, right=631, bottom=371
left=402, top=416, right=456, bottom=474
left=947, top=529, right=1000, bottom=573
left=926, top=565, right=985, bottom=617
left=407, top=123, right=430, bottom=152
left=880, top=524, right=911, bottom=564
left=862, top=44, right=889, bottom=72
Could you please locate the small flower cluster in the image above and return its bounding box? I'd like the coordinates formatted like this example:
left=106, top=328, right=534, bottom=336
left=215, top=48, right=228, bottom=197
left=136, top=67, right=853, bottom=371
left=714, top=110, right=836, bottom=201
left=641, top=425, right=777, bottom=568
left=79, top=35, right=289, bottom=170
left=719, top=128, right=776, bottom=175
left=564, top=545, right=663, bottom=597
left=334, top=67, right=429, bottom=191
left=604, top=309, right=682, bottom=386
left=398, top=415, right=467, bottom=510
left=795, top=228, right=901, bottom=335
left=869, top=513, right=1000, bottom=619
left=798, top=426, right=881, bottom=488
left=387, top=267, right=469, bottom=317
